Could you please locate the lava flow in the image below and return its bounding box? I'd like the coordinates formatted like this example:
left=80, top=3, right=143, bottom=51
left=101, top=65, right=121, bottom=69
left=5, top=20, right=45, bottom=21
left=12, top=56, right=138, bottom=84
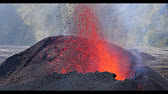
left=44, top=4, right=135, bottom=81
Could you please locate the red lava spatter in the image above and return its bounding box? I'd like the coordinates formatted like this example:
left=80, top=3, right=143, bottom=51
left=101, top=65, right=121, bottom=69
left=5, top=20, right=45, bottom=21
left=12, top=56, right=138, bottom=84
left=43, top=4, right=134, bottom=81
left=136, top=82, right=146, bottom=91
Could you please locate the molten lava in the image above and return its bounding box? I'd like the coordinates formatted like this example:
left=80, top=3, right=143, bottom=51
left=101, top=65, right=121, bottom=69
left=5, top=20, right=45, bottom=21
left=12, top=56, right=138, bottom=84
left=72, top=4, right=133, bottom=80
left=45, top=5, right=135, bottom=81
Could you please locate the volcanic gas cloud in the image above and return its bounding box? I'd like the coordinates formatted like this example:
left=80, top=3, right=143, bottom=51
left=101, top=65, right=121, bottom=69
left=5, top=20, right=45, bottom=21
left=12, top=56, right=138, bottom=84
left=42, top=5, right=136, bottom=81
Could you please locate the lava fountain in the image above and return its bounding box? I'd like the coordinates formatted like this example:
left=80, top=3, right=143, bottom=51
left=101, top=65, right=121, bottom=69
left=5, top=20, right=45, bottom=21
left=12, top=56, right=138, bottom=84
left=72, top=4, right=134, bottom=80
left=45, top=4, right=135, bottom=81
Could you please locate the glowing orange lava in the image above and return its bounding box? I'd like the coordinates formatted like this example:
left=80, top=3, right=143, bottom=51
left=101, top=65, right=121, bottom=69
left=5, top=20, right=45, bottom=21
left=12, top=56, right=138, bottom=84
left=71, top=4, right=132, bottom=80
left=45, top=5, right=134, bottom=81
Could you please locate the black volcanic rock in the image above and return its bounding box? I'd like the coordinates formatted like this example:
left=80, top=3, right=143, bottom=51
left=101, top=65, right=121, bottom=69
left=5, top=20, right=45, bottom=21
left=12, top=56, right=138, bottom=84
left=0, top=36, right=54, bottom=86
left=0, top=67, right=168, bottom=90
left=0, top=71, right=117, bottom=90
left=0, top=35, right=168, bottom=90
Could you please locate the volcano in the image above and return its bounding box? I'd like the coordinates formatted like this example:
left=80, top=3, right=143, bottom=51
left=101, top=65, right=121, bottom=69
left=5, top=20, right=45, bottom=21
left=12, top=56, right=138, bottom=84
left=0, top=35, right=168, bottom=90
